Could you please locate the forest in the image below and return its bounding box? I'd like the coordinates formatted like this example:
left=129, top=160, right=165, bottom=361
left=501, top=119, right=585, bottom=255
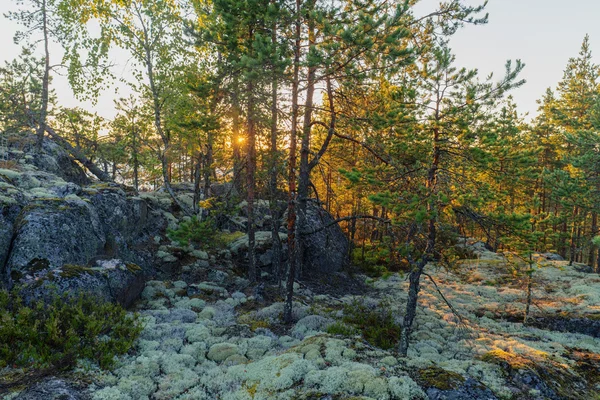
left=1, top=0, right=600, bottom=399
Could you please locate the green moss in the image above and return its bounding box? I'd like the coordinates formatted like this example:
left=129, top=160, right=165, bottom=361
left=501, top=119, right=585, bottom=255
left=481, top=349, right=531, bottom=370
left=25, top=258, right=50, bottom=273
left=238, top=313, right=271, bottom=331
left=216, top=230, right=245, bottom=246
left=60, top=264, right=94, bottom=278
left=0, top=290, right=142, bottom=371
left=415, top=366, right=465, bottom=391
left=125, top=262, right=142, bottom=273
left=10, top=270, right=23, bottom=282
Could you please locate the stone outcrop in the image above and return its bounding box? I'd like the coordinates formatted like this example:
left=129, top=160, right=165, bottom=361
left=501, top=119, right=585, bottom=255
left=229, top=200, right=349, bottom=275
left=300, top=200, right=349, bottom=274
left=0, top=135, right=166, bottom=305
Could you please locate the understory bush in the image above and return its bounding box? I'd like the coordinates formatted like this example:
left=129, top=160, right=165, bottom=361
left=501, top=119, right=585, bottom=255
left=0, top=290, right=142, bottom=370
left=168, top=216, right=217, bottom=247
left=351, top=237, right=408, bottom=277
left=339, top=299, right=401, bottom=349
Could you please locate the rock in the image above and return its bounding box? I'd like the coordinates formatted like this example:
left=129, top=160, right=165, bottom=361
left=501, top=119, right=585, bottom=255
left=0, top=140, right=166, bottom=305
left=573, top=263, right=594, bottom=273
left=224, top=354, right=249, bottom=365
left=541, top=252, right=564, bottom=261
left=10, top=134, right=91, bottom=186
left=296, top=200, right=349, bottom=274
left=415, top=367, right=497, bottom=400
left=229, top=231, right=287, bottom=258
left=14, top=377, right=89, bottom=400
left=191, top=249, right=209, bottom=260
left=147, top=308, right=198, bottom=324
left=210, top=182, right=237, bottom=198
left=425, top=377, right=498, bottom=400
left=527, top=314, right=600, bottom=338
left=380, top=356, right=398, bottom=366
left=0, top=204, right=20, bottom=278
left=207, top=343, right=240, bottom=362
left=5, top=198, right=106, bottom=281
left=17, top=259, right=145, bottom=307
left=292, top=315, right=335, bottom=339
left=456, top=238, right=504, bottom=261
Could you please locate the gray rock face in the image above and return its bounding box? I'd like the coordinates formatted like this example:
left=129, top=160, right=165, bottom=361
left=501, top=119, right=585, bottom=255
left=299, top=200, right=348, bottom=274
left=17, top=259, right=145, bottom=307
left=5, top=198, right=105, bottom=280
left=0, top=205, right=19, bottom=278
left=541, top=252, right=564, bottom=261
left=228, top=201, right=349, bottom=275
left=0, top=136, right=166, bottom=305
left=425, top=378, right=498, bottom=400
left=11, top=134, right=91, bottom=186
left=14, top=378, right=89, bottom=400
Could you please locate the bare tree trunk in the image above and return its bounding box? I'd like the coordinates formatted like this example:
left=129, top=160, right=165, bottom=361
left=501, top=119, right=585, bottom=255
left=193, top=152, right=202, bottom=214
left=399, top=121, right=440, bottom=356
left=524, top=253, right=534, bottom=324
left=589, top=212, right=597, bottom=269
left=142, top=25, right=191, bottom=215
left=295, top=7, right=317, bottom=279
left=44, top=124, right=112, bottom=182
left=283, top=0, right=302, bottom=323
left=232, top=86, right=243, bottom=194
left=269, top=20, right=283, bottom=286
left=36, top=0, right=50, bottom=153
left=132, top=126, right=140, bottom=193
left=246, top=53, right=258, bottom=283
left=569, top=206, right=579, bottom=266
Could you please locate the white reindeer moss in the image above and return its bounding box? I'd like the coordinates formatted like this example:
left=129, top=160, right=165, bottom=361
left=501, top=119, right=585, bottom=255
left=84, top=258, right=600, bottom=400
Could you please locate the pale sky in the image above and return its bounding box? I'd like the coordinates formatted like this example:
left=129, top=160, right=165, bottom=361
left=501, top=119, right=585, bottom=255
left=1, top=0, right=599, bottom=121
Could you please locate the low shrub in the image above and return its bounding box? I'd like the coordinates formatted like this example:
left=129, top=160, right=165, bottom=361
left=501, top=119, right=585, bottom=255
left=340, top=299, right=401, bottom=349
left=325, top=322, right=359, bottom=337
left=168, top=216, right=217, bottom=247
left=0, top=290, right=142, bottom=370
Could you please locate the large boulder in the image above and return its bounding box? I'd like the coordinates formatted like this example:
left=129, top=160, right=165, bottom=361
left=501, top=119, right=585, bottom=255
left=5, top=197, right=106, bottom=281
left=17, top=259, right=145, bottom=307
left=14, top=378, right=89, bottom=400
left=229, top=231, right=288, bottom=268
left=7, top=133, right=90, bottom=185
left=0, top=135, right=166, bottom=304
left=299, top=200, right=348, bottom=274
left=228, top=201, right=349, bottom=275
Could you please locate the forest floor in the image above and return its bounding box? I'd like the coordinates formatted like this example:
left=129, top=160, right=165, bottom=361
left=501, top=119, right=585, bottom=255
left=74, top=248, right=600, bottom=400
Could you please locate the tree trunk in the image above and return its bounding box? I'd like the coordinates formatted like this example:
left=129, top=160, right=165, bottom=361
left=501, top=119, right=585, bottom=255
left=569, top=206, right=579, bottom=266
left=193, top=151, right=202, bottom=214
left=295, top=7, right=317, bottom=278
left=232, top=86, right=243, bottom=194
left=399, top=120, right=440, bottom=356
left=283, top=0, right=302, bottom=324
left=143, top=26, right=191, bottom=215
left=36, top=0, right=50, bottom=153
left=589, top=212, right=597, bottom=269
left=246, top=49, right=258, bottom=283
left=132, top=125, right=139, bottom=193
left=269, top=20, right=283, bottom=286
left=44, top=124, right=112, bottom=182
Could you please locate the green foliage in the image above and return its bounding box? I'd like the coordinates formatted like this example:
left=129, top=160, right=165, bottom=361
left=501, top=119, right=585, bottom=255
left=340, top=299, right=401, bottom=350
left=0, top=290, right=142, bottom=370
left=325, top=322, right=359, bottom=337
left=168, top=216, right=217, bottom=247
left=351, top=238, right=402, bottom=277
